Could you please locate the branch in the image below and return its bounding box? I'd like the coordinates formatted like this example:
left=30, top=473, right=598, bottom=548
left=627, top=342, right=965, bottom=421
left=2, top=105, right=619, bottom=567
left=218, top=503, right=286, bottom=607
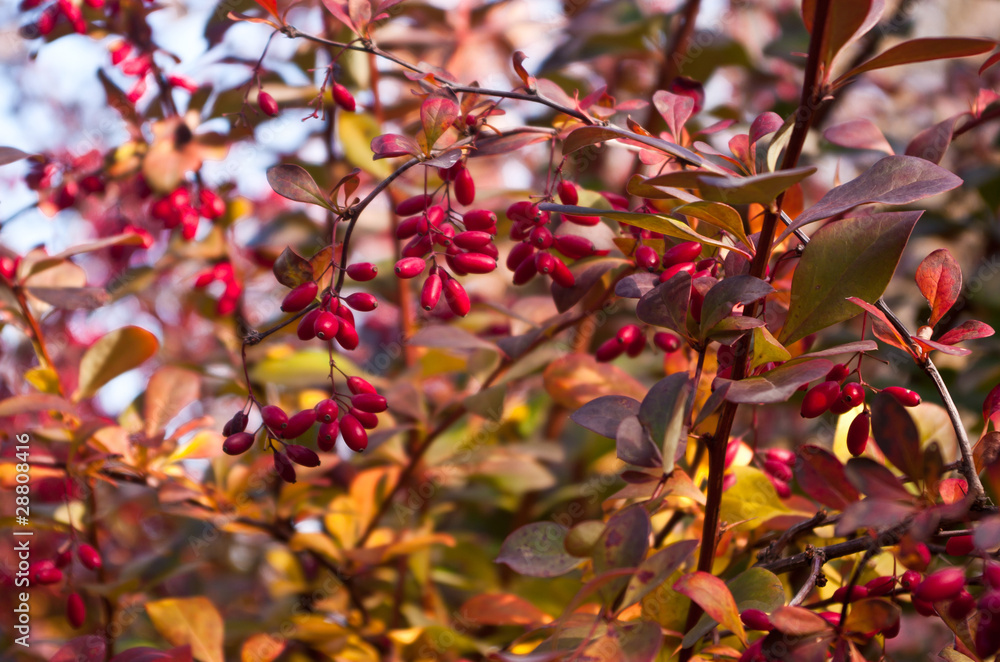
left=789, top=550, right=826, bottom=607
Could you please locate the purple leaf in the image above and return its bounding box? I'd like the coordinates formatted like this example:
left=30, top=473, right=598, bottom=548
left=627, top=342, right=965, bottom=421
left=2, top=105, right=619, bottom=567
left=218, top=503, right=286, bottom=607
left=561, top=125, right=704, bottom=167
left=636, top=271, right=692, bottom=338
left=749, top=112, right=785, bottom=146
left=266, top=164, right=332, bottom=209
left=844, top=458, right=913, bottom=501
left=638, top=373, right=692, bottom=470
left=870, top=391, right=923, bottom=481
left=823, top=119, right=893, bottom=155
left=719, top=359, right=834, bottom=404
left=570, top=394, right=641, bottom=438
left=835, top=499, right=916, bottom=535
left=699, top=276, right=774, bottom=338
left=616, top=416, right=662, bottom=468
left=652, top=90, right=694, bottom=139
left=905, top=114, right=964, bottom=165
left=837, top=37, right=996, bottom=82
left=779, top=156, right=962, bottom=241
left=371, top=133, right=420, bottom=159
left=795, top=445, right=860, bottom=510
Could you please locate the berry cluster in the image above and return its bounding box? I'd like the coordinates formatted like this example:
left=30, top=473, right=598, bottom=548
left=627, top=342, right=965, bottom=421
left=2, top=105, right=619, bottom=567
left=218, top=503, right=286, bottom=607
left=150, top=185, right=226, bottom=241
left=222, top=375, right=386, bottom=482
left=18, top=0, right=102, bottom=37
left=193, top=261, right=242, bottom=316
left=759, top=447, right=795, bottom=498
left=391, top=181, right=496, bottom=317
left=26, top=541, right=102, bottom=630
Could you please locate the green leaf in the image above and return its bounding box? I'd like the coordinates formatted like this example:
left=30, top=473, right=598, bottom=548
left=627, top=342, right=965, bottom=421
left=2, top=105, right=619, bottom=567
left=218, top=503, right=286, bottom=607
left=642, top=166, right=816, bottom=206
left=265, top=165, right=332, bottom=210
left=779, top=211, right=920, bottom=344
left=836, top=37, right=996, bottom=84
left=638, top=373, right=692, bottom=473
left=684, top=567, right=785, bottom=648
left=673, top=571, right=747, bottom=646
left=779, top=156, right=958, bottom=241
left=496, top=522, right=582, bottom=578
left=673, top=201, right=752, bottom=251
left=146, top=596, right=224, bottom=662
left=73, top=327, right=159, bottom=401
left=619, top=539, right=698, bottom=611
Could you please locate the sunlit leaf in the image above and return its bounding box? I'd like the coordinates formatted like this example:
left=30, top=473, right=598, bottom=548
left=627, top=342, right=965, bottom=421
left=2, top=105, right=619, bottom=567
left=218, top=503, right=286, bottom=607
left=719, top=466, right=790, bottom=530
left=684, top=567, right=785, bottom=648
left=146, top=597, right=224, bottom=662
left=74, top=327, right=159, bottom=402
left=916, top=249, right=962, bottom=327
left=266, top=165, right=332, bottom=210
left=420, top=95, right=460, bottom=150
left=836, top=37, right=996, bottom=83
left=673, top=571, right=746, bottom=646
left=643, top=166, right=816, bottom=206
left=144, top=366, right=201, bottom=438
left=619, top=539, right=698, bottom=610
left=459, top=593, right=552, bottom=627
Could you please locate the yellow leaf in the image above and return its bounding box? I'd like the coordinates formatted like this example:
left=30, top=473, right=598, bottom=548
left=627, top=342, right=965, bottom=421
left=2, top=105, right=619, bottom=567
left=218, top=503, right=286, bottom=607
left=145, top=596, right=224, bottom=662
left=73, top=326, right=159, bottom=402
left=339, top=112, right=392, bottom=178
left=719, top=466, right=790, bottom=531
left=242, top=633, right=285, bottom=662
left=25, top=367, right=62, bottom=394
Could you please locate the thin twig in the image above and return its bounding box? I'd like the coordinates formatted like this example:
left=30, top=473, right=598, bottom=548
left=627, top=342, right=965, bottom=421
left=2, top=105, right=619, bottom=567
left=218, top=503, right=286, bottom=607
left=789, top=550, right=826, bottom=607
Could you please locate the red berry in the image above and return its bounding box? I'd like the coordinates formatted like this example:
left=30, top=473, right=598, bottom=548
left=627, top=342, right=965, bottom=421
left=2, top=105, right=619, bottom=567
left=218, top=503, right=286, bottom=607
left=80, top=174, right=105, bottom=195
left=763, top=459, right=792, bottom=482
left=222, top=411, right=248, bottom=437
left=317, top=420, right=339, bottom=452
left=452, top=252, right=496, bottom=274
left=350, top=408, right=379, bottom=429
left=336, top=321, right=359, bottom=350
left=662, top=241, right=702, bottom=267
left=770, top=476, right=791, bottom=498
left=223, top=432, right=255, bottom=455
left=764, top=448, right=796, bottom=465
left=281, top=281, right=318, bottom=313
left=557, top=180, right=578, bottom=206
left=913, top=567, right=966, bottom=602
left=616, top=324, right=642, bottom=346
left=653, top=332, right=681, bottom=353
left=395, top=194, right=432, bottom=216
left=421, top=273, right=443, bottom=311
left=341, top=414, right=368, bottom=452
left=506, top=242, right=536, bottom=272
left=463, top=209, right=498, bottom=233
left=635, top=245, right=659, bottom=271
left=261, top=405, right=289, bottom=431
left=335, top=302, right=355, bottom=327
left=740, top=609, right=773, bottom=632
left=454, top=231, right=493, bottom=251
left=352, top=392, right=387, bottom=413
left=332, top=83, right=356, bottom=112
left=865, top=576, right=896, bottom=597
left=549, top=257, right=575, bottom=287
left=596, top=338, right=625, bottom=362
left=826, top=363, right=850, bottom=382
left=396, top=215, right=428, bottom=239
left=35, top=565, right=63, bottom=584
left=912, top=597, right=936, bottom=617
left=562, top=212, right=600, bottom=226
left=535, top=252, right=555, bottom=274
left=285, top=444, right=320, bottom=467
left=900, top=570, right=922, bottom=591
left=281, top=409, right=317, bottom=439
left=297, top=309, right=322, bottom=341
left=830, top=382, right=865, bottom=414
left=315, top=399, right=339, bottom=423
left=625, top=333, right=645, bottom=357
left=434, top=224, right=455, bottom=247
left=454, top=166, right=476, bottom=206
left=819, top=612, right=841, bottom=627
left=402, top=234, right=433, bottom=258
left=883, top=386, right=921, bottom=407
left=313, top=311, right=340, bottom=341
left=948, top=589, right=976, bottom=620
left=443, top=277, right=470, bottom=316
left=984, top=562, right=1000, bottom=589
left=342, top=382, right=371, bottom=401
left=659, top=261, right=697, bottom=282
left=77, top=544, right=102, bottom=571
left=344, top=292, right=378, bottom=312
left=512, top=253, right=539, bottom=285
left=346, top=262, right=378, bottom=281
left=258, top=91, right=279, bottom=117
left=945, top=535, right=975, bottom=557
left=273, top=451, right=296, bottom=483
left=67, top=593, right=86, bottom=628
left=800, top=380, right=841, bottom=418
left=847, top=411, right=870, bottom=456
left=198, top=189, right=226, bottom=219
left=553, top=234, right=596, bottom=259
left=832, top=585, right=868, bottom=603
left=395, top=257, right=426, bottom=279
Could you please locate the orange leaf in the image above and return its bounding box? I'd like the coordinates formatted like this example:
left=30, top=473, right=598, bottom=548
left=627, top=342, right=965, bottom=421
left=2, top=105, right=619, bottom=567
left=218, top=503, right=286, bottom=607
left=459, top=593, right=553, bottom=627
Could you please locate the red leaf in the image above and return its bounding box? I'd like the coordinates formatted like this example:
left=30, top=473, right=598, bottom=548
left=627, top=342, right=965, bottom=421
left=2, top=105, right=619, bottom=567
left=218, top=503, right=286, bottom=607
left=846, top=297, right=911, bottom=354
left=837, top=37, right=996, bottom=83
left=905, top=114, right=964, bottom=165
left=769, top=606, right=832, bottom=636
left=915, top=248, right=962, bottom=327
left=321, top=0, right=357, bottom=32
left=652, top=91, right=694, bottom=140
left=980, top=50, right=1000, bottom=75
left=253, top=0, right=279, bottom=18
left=795, top=445, right=860, bottom=510
left=870, top=391, right=922, bottom=480
left=803, top=0, right=884, bottom=67
left=823, top=119, right=893, bottom=155
left=52, top=638, right=107, bottom=662
left=459, top=593, right=552, bottom=627
left=910, top=336, right=971, bottom=357
left=937, top=320, right=995, bottom=345
left=420, top=96, right=460, bottom=150
left=749, top=112, right=784, bottom=146
left=512, top=51, right=536, bottom=91
left=371, top=133, right=420, bottom=160
left=983, top=383, right=1000, bottom=427
left=673, top=571, right=747, bottom=645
